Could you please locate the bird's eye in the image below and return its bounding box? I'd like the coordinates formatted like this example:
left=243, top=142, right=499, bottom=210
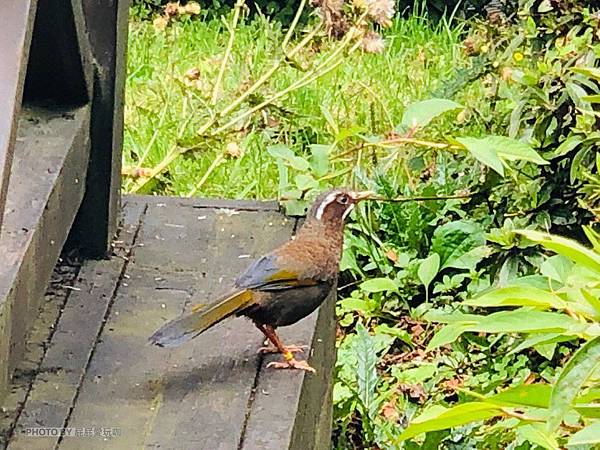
left=338, top=194, right=349, bottom=205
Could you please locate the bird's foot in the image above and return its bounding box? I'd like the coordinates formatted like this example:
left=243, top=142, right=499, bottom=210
left=257, top=344, right=308, bottom=355
left=266, top=358, right=316, bottom=373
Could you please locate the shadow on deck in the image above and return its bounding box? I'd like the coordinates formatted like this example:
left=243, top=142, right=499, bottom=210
left=1, top=196, right=335, bottom=450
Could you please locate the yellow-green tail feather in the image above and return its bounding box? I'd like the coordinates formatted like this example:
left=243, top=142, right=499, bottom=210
left=149, top=290, right=254, bottom=348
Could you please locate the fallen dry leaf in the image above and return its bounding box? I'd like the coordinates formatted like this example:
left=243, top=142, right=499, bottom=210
left=398, top=383, right=427, bottom=404
left=380, top=400, right=400, bottom=422
left=385, top=249, right=398, bottom=263
left=442, top=377, right=463, bottom=393
left=184, top=67, right=201, bottom=81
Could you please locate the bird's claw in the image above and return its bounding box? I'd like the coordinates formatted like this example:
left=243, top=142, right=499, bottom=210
left=267, top=358, right=316, bottom=373
left=257, top=344, right=308, bottom=355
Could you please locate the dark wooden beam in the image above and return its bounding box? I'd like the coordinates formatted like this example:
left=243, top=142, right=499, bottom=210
left=0, top=1, right=37, bottom=232
left=0, top=106, right=90, bottom=402
left=67, top=0, right=130, bottom=258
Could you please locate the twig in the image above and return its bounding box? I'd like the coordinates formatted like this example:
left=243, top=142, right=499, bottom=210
left=366, top=192, right=473, bottom=203
left=211, top=0, right=245, bottom=105
left=370, top=136, right=462, bottom=150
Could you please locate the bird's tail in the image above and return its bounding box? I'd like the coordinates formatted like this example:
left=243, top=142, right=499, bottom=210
left=149, top=289, right=254, bottom=348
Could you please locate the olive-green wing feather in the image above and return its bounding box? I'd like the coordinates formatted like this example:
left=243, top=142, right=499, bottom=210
left=235, top=255, right=316, bottom=291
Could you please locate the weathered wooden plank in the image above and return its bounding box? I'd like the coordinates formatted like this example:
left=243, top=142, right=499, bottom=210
left=240, top=291, right=336, bottom=450
left=58, top=203, right=295, bottom=450
left=0, top=0, right=37, bottom=231
left=0, top=106, right=90, bottom=401
left=67, top=0, right=130, bottom=257
left=0, top=259, right=80, bottom=448
left=3, top=197, right=337, bottom=450
left=6, top=199, right=145, bottom=450
left=130, top=194, right=281, bottom=211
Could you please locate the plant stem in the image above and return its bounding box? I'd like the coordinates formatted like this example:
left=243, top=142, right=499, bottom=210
left=213, top=27, right=359, bottom=135
left=356, top=80, right=395, bottom=131
left=282, top=0, right=307, bottom=50
left=211, top=0, right=245, bottom=105
left=186, top=153, right=225, bottom=197
left=216, top=21, right=323, bottom=121
left=372, top=136, right=462, bottom=150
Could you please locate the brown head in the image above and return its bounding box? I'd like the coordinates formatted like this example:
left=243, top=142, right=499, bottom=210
left=305, top=189, right=373, bottom=231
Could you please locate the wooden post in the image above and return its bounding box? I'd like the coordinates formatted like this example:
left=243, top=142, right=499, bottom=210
left=0, top=1, right=37, bottom=232
left=67, top=0, right=130, bottom=257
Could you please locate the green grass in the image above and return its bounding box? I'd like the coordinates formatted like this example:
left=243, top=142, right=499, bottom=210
left=124, top=11, right=487, bottom=199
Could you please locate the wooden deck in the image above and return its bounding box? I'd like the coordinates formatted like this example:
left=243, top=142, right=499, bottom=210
left=0, top=196, right=335, bottom=450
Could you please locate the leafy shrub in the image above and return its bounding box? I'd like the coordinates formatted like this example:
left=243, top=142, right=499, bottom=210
left=331, top=0, right=600, bottom=448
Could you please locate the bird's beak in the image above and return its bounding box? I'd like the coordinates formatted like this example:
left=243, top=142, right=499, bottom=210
left=350, top=190, right=375, bottom=202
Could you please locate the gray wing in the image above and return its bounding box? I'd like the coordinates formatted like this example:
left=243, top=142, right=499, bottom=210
left=235, top=254, right=305, bottom=291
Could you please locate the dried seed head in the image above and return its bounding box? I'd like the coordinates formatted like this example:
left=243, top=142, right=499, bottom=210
left=361, top=31, right=385, bottom=54
left=365, top=0, right=395, bottom=27
left=183, top=2, right=201, bottom=15
left=225, top=142, right=243, bottom=158
left=164, top=2, right=180, bottom=17
left=153, top=16, right=169, bottom=31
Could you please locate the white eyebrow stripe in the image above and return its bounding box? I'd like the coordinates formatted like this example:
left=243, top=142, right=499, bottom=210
left=315, top=192, right=340, bottom=220
left=342, top=203, right=355, bottom=220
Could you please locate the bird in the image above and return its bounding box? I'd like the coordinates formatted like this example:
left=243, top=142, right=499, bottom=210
left=149, top=189, right=373, bottom=373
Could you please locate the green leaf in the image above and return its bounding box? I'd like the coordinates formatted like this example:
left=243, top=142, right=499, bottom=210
left=281, top=199, right=308, bottom=216
left=540, top=255, right=573, bottom=283
left=359, top=277, right=397, bottom=293
left=518, top=424, right=559, bottom=450
left=456, top=136, right=548, bottom=176
left=339, top=297, right=369, bottom=313
left=394, top=364, right=437, bottom=384
left=418, top=254, right=440, bottom=289
left=397, top=402, right=503, bottom=441
left=567, top=420, right=600, bottom=446
left=400, top=98, right=463, bottom=129
left=517, top=230, right=600, bottom=275
left=309, top=144, right=330, bottom=178
left=581, top=94, right=600, bottom=103
left=426, top=324, right=470, bottom=351
left=492, top=136, right=549, bottom=165
left=431, top=220, right=486, bottom=270
left=573, top=404, right=600, bottom=419
left=548, top=336, right=600, bottom=432
left=509, top=333, right=573, bottom=356
left=572, top=66, right=600, bottom=81
left=374, top=323, right=413, bottom=345
left=267, top=144, right=310, bottom=171
left=474, top=309, right=585, bottom=335
left=487, top=384, right=552, bottom=408
left=456, top=137, right=505, bottom=176
left=583, top=226, right=600, bottom=253
left=320, top=105, right=338, bottom=135
left=294, top=173, right=318, bottom=191
left=354, top=323, right=379, bottom=418
left=465, top=286, right=567, bottom=310
left=549, top=135, right=583, bottom=159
